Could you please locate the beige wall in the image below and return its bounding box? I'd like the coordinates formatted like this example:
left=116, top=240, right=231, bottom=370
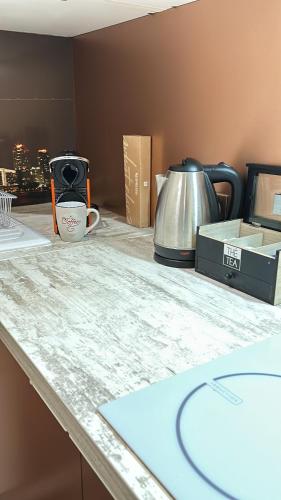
left=74, top=0, right=281, bottom=217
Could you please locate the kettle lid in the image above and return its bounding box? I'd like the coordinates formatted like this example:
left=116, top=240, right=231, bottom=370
left=169, top=157, right=204, bottom=173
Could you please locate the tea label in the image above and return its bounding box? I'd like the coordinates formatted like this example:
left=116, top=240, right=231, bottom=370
left=223, top=244, right=241, bottom=271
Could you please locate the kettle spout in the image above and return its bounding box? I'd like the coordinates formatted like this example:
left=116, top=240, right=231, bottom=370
left=156, top=174, right=167, bottom=196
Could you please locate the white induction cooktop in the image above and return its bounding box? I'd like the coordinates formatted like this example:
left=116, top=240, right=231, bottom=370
left=99, top=335, right=281, bottom=500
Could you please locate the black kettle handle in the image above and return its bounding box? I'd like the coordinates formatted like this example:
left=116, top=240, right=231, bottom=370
left=203, top=162, right=244, bottom=219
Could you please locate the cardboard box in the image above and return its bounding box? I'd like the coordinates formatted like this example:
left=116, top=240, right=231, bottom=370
left=123, top=135, right=151, bottom=227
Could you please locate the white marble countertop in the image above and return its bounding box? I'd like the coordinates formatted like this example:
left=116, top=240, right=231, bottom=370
left=1, top=204, right=281, bottom=500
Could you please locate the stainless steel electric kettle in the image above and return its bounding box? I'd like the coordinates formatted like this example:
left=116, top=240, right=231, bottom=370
left=154, top=157, right=243, bottom=268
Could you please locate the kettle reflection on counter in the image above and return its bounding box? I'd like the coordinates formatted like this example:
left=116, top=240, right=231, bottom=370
left=154, top=158, right=243, bottom=268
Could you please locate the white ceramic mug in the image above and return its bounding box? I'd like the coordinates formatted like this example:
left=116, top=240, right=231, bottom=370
left=56, top=201, right=100, bottom=242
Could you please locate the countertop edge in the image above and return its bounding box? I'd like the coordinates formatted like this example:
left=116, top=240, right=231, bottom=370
left=0, top=322, right=140, bottom=500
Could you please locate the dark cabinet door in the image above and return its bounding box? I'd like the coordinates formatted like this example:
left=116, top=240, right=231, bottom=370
left=0, top=340, right=82, bottom=500
left=81, top=457, right=113, bottom=500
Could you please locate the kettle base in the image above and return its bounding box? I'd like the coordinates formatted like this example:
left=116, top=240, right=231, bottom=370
left=154, top=251, right=195, bottom=268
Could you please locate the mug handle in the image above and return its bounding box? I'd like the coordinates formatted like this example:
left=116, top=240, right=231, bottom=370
left=85, top=208, right=100, bottom=234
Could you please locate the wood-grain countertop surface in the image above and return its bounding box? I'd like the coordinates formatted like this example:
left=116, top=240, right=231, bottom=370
left=1, top=204, right=281, bottom=500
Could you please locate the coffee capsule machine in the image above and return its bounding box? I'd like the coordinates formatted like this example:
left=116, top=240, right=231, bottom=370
left=49, top=151, right=92, bottom=234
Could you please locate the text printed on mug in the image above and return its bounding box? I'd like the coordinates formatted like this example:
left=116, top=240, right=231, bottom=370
left=62, top=216, right=81, bottom=232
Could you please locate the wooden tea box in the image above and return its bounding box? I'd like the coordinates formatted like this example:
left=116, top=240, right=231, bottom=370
left=195, top=164, right=281, bottom=305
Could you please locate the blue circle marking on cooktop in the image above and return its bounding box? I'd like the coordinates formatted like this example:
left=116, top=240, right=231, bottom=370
left=176, top=372, right=281, bottom=500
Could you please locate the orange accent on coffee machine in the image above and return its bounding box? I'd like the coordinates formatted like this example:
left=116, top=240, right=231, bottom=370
left=49, top=152, right=91, bottom=234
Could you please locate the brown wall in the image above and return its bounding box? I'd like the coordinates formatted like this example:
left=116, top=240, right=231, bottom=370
left=74, top=0, right=281, bottom=217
